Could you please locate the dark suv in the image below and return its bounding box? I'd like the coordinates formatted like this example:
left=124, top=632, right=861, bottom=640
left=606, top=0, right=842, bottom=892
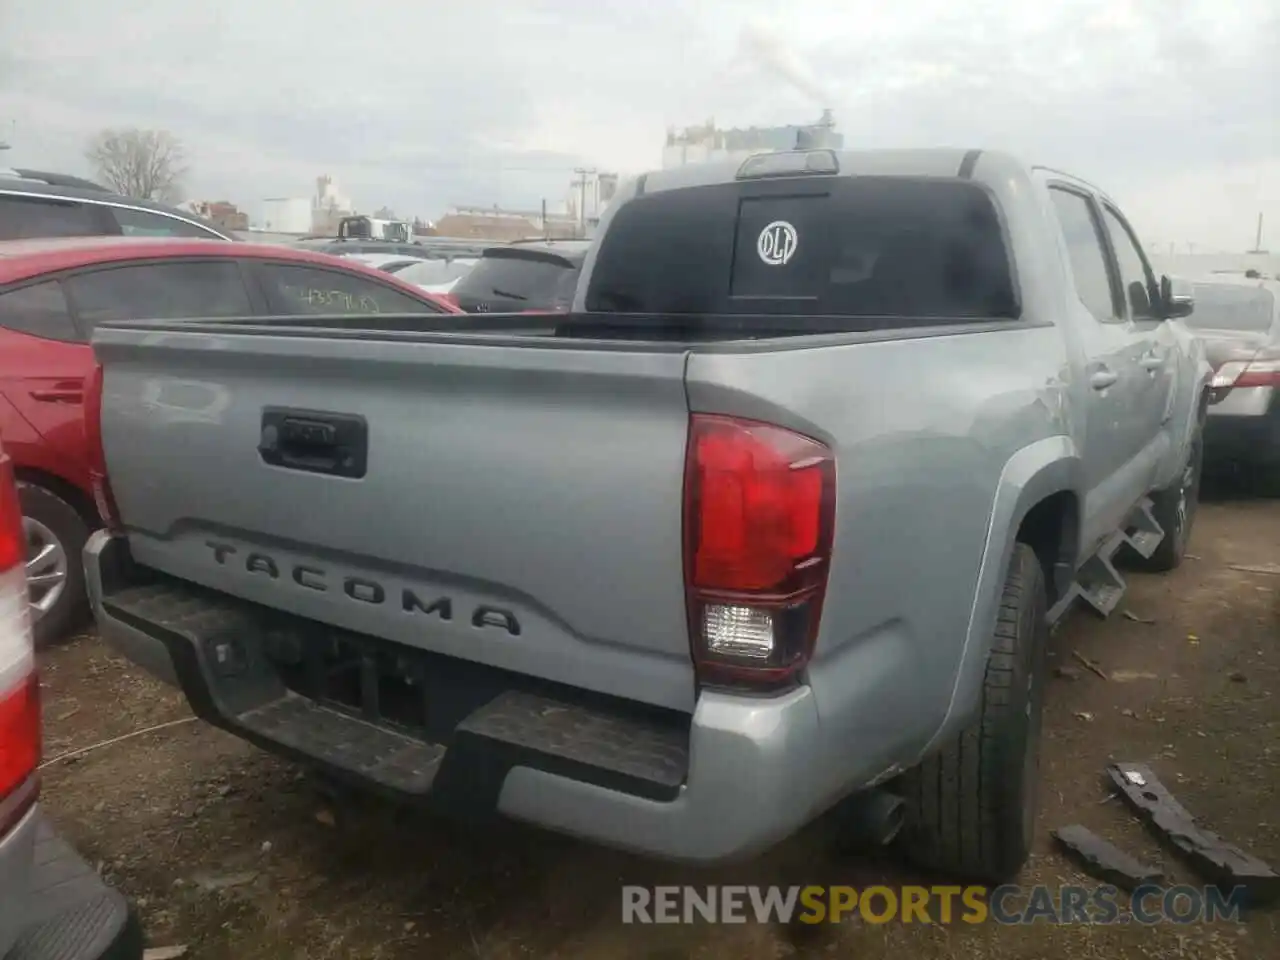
left=0, top=169, right=232, bottom=242
left=449, top=239, right=590, bottom=313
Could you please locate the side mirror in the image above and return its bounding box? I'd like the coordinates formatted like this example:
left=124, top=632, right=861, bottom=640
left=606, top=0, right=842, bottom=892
left=1160, top=274, right=1194, bottom=320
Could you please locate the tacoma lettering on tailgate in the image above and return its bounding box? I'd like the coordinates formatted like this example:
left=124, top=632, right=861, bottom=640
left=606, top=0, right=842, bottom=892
left=204, top=540, right=521, bottom=635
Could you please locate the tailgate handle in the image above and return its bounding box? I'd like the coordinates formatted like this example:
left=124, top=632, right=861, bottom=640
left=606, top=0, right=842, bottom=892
left=258, top=408, right=368, bottom=479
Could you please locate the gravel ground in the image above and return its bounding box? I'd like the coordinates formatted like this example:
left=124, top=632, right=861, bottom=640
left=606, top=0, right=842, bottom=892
left=33, top=496, right=1280, bottom=959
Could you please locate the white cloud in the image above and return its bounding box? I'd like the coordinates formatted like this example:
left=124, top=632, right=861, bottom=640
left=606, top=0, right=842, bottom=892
left=0, top=0, right=1275, bottom=248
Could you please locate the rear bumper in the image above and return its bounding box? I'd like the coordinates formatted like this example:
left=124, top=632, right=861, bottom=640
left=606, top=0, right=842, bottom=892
left=85, top=531, right=837, bottom=863
left=0, top=807, right=142, bottom=960
left=1204, top=400, right=1280, bottom=467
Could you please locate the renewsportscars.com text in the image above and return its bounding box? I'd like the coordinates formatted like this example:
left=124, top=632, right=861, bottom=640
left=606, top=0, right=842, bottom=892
left=621, top=884, right=1247, bottom=925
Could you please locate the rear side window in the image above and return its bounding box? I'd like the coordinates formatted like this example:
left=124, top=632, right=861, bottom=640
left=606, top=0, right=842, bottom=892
left=584, top=178, right=1017, bottom=321
left=257, top=263, right=440, bottom=315
left=1187, top=284, right=1276, bottom=332
left=452, top=254, right=580, bottom=311
left=111, top=206, right=225, bottom=239
left=0, top=281, right=81, bottom=342
left=0, top=196, right=103, bottom=240
left=1048, top=187, right=1118, bottom=323
left=67, top=261, right=253, bottom=332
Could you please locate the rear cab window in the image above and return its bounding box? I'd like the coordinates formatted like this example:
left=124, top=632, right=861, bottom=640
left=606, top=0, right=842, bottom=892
left=452, top=251, right=582, bottom=312
left=583, top=177, right=1018, bottom=324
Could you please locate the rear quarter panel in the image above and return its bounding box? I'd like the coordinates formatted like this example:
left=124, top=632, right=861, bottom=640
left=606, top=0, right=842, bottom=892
left=686, top=315, right=1075, bottom=806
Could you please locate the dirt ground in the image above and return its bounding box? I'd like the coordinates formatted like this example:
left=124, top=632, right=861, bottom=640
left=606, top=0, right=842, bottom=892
left=34, top=493, right=1280, bottom=959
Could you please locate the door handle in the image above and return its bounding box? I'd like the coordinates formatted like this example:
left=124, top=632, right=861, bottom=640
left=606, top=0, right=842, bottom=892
left=29, top=388, right=84, bottom=404
left=1090, top=369, right=1118, bottom=391
left=1140, top=353, right=1165, bottom=372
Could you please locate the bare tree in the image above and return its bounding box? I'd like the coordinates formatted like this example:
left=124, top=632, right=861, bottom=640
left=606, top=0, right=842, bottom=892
left=85, top=128, right=188, bottom=202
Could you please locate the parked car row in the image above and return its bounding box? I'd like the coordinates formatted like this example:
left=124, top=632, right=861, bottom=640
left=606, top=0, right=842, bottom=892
left=335, top=238, right=591, bottom=311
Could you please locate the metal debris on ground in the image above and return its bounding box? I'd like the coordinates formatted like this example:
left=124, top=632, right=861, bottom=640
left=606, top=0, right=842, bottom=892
left=1052, top=825, right=1163, bottom=891
left=1106, top=762, right=1280, bottom=906
left=1072, top=650, right=1111, bottom=680
left=190, top=870, right=259, bottom=893
left=1111, top=670, right=1159, bottom=683
left=143, top=947, right=190, bottom=960
left=1227, top=563, right=1280, bottom=575
left=1122, top=610, right=1156, bottom=624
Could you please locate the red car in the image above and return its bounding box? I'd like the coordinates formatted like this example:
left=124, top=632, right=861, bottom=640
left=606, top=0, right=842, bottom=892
left=0, top=236, right=462, bottom=644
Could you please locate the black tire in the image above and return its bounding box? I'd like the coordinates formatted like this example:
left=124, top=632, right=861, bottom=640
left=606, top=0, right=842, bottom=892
left=897, top=543, right=1049, bottom=884
left=18, top=482, right=91, bottom=648
left=1127, top=430, right=1202, bottom=573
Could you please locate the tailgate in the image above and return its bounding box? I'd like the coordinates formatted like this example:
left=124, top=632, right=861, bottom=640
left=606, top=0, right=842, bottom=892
left=92, top=326, right=696, bottom=712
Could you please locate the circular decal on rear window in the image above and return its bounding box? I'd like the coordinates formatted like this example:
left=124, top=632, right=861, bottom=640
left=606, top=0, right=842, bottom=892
left=757, top=220, right=798, bottom=266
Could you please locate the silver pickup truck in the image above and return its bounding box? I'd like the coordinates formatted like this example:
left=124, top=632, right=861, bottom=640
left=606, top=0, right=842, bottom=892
left=84, top=148, right=1209, bottom=883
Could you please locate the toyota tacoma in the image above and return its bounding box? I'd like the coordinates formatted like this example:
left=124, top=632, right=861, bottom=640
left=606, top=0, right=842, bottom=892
left=84, top=148, right=1208, bottom=882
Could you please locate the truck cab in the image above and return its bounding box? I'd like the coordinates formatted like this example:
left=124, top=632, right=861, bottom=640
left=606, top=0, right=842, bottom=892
left=337, top=216, right=412, bottom=244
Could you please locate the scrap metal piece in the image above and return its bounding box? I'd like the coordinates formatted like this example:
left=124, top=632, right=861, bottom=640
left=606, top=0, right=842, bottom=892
left=1107, top=762, right=1280, bottom=905
left=1052, top=825, right=1163, bottom=891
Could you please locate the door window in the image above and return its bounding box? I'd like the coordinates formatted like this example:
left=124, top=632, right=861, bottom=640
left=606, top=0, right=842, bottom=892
left=0, top=281, right=80, bottom=341
left=110, top=206, right=226, bottom=239
left=0, top=196, right=102, bottom=240
left=1101, top=207, right=1159, bottom=321
left=1047, top=188, right=1117, bottom=323
left=66, top=261, right=253, bottom=332
left=257, top=263, right=441, bottom=315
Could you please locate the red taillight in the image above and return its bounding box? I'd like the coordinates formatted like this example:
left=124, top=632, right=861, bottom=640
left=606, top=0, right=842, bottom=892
left=84, top=364, right=122, bottom=531
left=1211, top=355, right=1280, bottom=391
left=0, top=451, right=40, bottom=832
left=683, top=414, right=835, bottom=688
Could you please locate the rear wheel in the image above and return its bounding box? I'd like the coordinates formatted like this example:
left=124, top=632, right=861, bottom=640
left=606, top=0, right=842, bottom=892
left=19, top=482, right=91, bottom=647
left=897, top=543, right=1049, bottom=883
left=1127, top=430, right=1202, bottom=573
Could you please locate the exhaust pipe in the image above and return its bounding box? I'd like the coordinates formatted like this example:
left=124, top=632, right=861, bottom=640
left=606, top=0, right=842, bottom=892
left=839, top=790, right=905, bottom=846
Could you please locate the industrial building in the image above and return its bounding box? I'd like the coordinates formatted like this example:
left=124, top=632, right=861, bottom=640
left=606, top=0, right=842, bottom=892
left=662, top=109, right=843, bottom=168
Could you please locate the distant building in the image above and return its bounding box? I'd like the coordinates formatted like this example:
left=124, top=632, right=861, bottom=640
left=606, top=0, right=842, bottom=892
left=662, top=110, right=843, bottom=169
left=190, top=200, right=249, bottom=232
left=435, top=204, right=579, bottom=242
left=566, top=171, right=620, bottom=233
left=311, top=175, right=354, bottom=235
left=258, top=197, right=311, bottom=234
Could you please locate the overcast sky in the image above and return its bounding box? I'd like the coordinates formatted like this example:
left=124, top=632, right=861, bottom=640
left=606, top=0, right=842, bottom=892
left=1, top=0, right=1275, bottom=250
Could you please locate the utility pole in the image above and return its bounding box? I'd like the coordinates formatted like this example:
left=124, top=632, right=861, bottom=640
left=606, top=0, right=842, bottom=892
left=573, top=167, right=597, bottom=238
left=1248, top=211, right=1266, bottom=254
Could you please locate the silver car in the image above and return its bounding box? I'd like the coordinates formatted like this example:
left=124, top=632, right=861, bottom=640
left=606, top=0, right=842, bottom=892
left=1190, top=275, right=1280, bottom=479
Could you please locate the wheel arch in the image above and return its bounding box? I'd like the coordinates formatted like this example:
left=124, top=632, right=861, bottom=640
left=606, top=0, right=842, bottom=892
left=922, top=437, right=1083, bottom=756
left=14, top=466, right=100, bottom=530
